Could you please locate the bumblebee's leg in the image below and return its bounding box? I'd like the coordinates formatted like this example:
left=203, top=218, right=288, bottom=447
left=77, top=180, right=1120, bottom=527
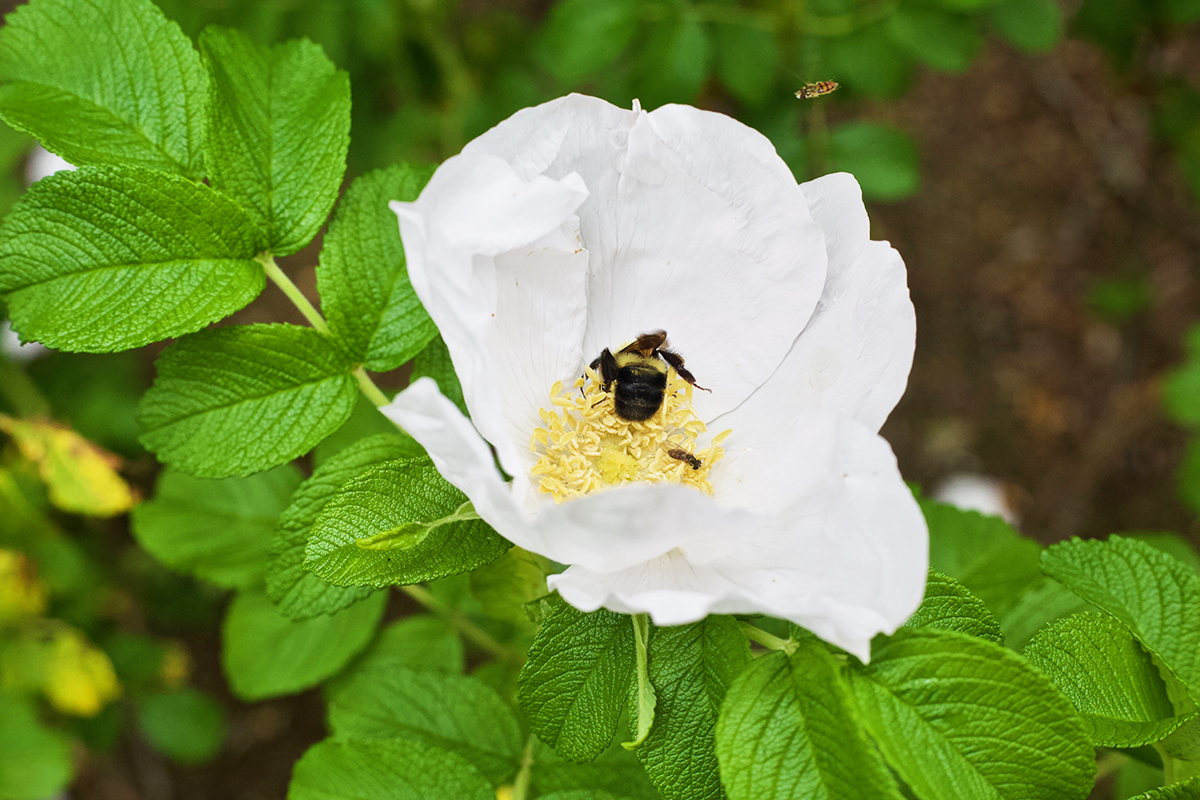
left=595, top=349, right=619, bottom=390
left=658, top=349, right=710, bottom=392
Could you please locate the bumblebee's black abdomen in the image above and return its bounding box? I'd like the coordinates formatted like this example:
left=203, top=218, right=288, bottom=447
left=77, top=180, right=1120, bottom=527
left=613, top=362, right=668, bottom=421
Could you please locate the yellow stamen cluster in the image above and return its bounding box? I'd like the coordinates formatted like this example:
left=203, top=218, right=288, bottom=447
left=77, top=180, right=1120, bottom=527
left=529, top=367, right=731, bottom=503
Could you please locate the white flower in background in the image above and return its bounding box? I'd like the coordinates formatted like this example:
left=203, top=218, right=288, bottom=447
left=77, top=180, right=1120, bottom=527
left=383, top=94, right=927, bottom=660
left=1, top=319, right=47, bottom=362
left=24, top=144, right=74, bottom=186
left=933, top=473, right=1020, bottom=526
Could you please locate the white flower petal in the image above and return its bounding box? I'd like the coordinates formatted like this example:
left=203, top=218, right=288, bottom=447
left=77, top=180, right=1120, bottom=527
left=25, top=145, right=74, bottom=186
left=465, top=95, right=829, bottom=419
left=555, top=410, right=926, bottom=661
left=392, top=152, right=590, bottom=480
left=710, top=177, right=913, bottom=446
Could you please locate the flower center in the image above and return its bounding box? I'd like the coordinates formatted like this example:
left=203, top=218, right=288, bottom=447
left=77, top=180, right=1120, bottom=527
left=529, top=365, right=731, bottom=503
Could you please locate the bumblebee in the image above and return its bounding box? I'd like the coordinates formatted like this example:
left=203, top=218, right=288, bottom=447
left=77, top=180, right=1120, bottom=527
left=589, top=330, right=708, bottom=422
left=795, top=81, right=839, bottom=99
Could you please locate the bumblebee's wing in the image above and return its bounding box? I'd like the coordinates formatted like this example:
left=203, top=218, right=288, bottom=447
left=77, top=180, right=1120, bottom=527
left=620, top=330, right=668, bottom=356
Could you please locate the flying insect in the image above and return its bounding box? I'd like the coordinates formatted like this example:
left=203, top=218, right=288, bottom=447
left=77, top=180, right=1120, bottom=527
left=589, top=330, right=709, bottom=422
left=795, top=81, right=839, bottom=99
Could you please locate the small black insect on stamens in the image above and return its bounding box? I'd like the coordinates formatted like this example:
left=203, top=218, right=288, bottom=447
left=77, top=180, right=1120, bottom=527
left=587, top=330, right=709, bottom=422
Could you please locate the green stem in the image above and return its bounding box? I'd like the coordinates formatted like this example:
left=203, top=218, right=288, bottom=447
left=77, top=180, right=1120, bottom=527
left=401, top=584, right=523, bottom=664
left=622, top=613, right=657, bottom=750
left=258, top=253, right=331, bottom=335
left=355, top=367, right=391, bottom=408
left=0, top=360, right=51, bottom=418
left=741, top=622, right=798, bottom=655
left=511, top=735, right=536, bottom=800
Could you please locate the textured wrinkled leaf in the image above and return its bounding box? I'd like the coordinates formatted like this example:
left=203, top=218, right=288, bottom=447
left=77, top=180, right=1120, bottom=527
left=332, top=615, right=463, bottom=677
left=995, top=576, right=1091, bottom=651
left=0, top=0, right=205, bottom=176
left=987, top=0, right=1063, bottom=53
left=312, top=395, right=403, bottom=467
left=289, top=738, right=493, bottom=800
left=922, top=501, right=1043, bottom=615
left=633, top=617, right=749, bottom=800
left=531, top=741, right=661, bottom=800
left=519, top=600, right=635, bottom=762
left=829, top=123, right=919, bottom=202
left=714, top=24, right=777, bottom=107
left=0, top=415, right=134, bottom=517
left=411, top=335, right=467, bottom=415
left=1042, top=536, right=1200, bottom=696
left=138, top=324, right=357, bottom=478
left=221, top=587, right=386, bottom=701
left=850, top=629, right=1095, bottom=800
left=135, top=688, right=227, bottom=765
left=1024, top=612, right=1189, bottom=747
left=327, top=666, right=522, bottom=784
left=717, top=641, right=902, bottom=800
left=886, top=8, right=982, bottom=73
left=903, top=569, right=1003, bottom=643
left=537, top=792, right=633, bottom=800
left=200, top=28, right=349, bottom=255
left=1127, top=775, right=1200, bottom=799
left=267, top=434, right=420, bottom=620
left=132, top=465, right=302, bottom=589
left=319, top=164, right=437, bottom=371
left=537, top=0, right=639, bottom=84
left=304, top=457, right=509, bottom=587
left=0, top=167, right=265, bottom=352
left=0, top=691, right=73, bottom=799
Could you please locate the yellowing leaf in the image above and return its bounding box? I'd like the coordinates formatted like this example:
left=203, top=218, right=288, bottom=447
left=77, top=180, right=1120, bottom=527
left=42, top=627, right=121, bottom=717
left=0, top=548, right=47, bottom=620
left=0, top=415, right=136, bottom=516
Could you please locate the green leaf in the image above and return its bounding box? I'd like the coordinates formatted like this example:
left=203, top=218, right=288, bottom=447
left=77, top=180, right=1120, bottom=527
left=986, top=0, right=1063, bottom=53
left=318, top=164, right=438, bottom=371
left=135, top=688, right=227, bottom=765
left=886, top=8, right=982, bottom=73
left=131, top=464, right=302, bottom=589
left=313, top=395, right=402, bottom=467
left=1165, top=358, right=1200, bottom=428
left=1126, top=531, right=1200, bottom=575
left=922, top=501, right=1043, bottom=615
left=303, top=457, right=510, bottom=587
left=902, top=569, right=1004, bottom=643
left=333, top=615, right=464, bottom=677
left=519, top=600, right=635, bottom=762
left=289, top=738, right=493, bottom=800
left=716, top=641, right=903, bottom=800
left=0, top=691, right=73, bottom=800
left=822, top=23, right=914, bottom=99
left=632, top=17, right=710, bottom=110
left=1024, top=612, right=1190, bottom=747
left=537, top=0, right=640, bottom=84
left=221, top=587, right=386, bottom=701
left=411, top=335, right=467, bottom=415
left=714, top=24, right=777, bottom=107
left=200, top=27, right=349, bottom=256
left=1127, top=775, right=1200, bottom=799
left=849, top=629, right=1095, bottom=800
left=636, top=617, right=750, bottom=800
left=0, top=0, right=205, bottom=177
left=531, top=741, right=661, bottom=800
left=994, top=576, right=1092, bottom=651
left=1041, top=536, right=1200, bottom=698
left=327, top=666, right=523, bottom=784
left=0, top=167, right=266, bottom=352
left=138, top=323, right=358, bottom=478
left=828, top=122, right=919, bottom=202
left=469, top=546, right=549, bottom=627
left=267, top=434, right=420, bottom=620
left=537, top=792, right=634, bottom=800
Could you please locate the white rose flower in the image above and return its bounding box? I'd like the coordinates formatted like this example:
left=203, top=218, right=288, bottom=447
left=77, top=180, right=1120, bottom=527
left=382, top=94, right=927, bottom=660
